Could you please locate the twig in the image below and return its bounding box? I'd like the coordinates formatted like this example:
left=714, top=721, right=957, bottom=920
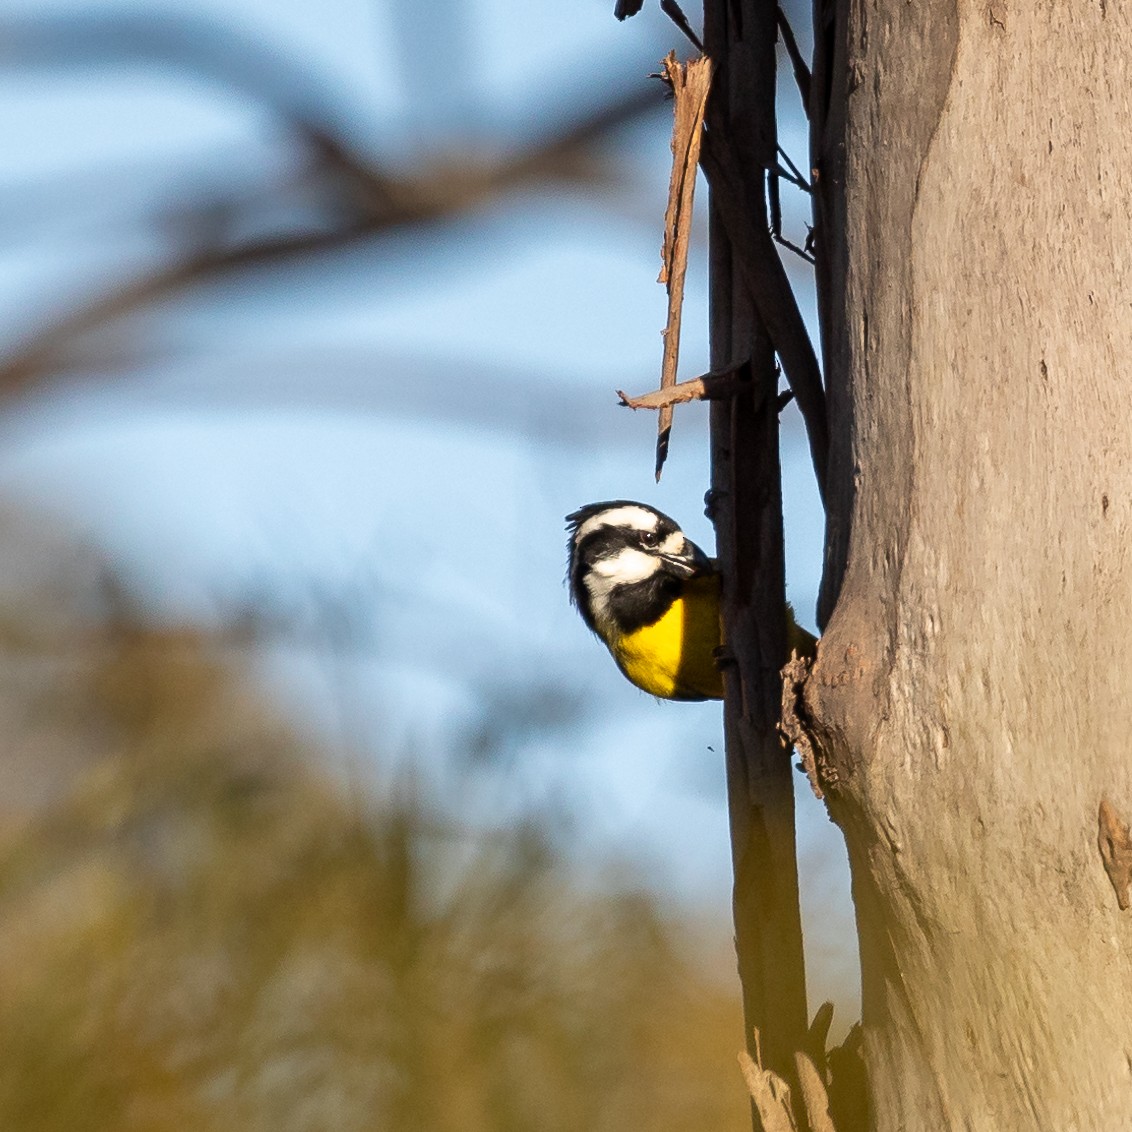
left=773, top=232, right=816, bottom=265
left=617, top=368, right=746, bottom=409
left=654, top=52, right=712, bottom=480
left=660, top=0, right=704, bottom=52
left=769, top=167, right=783, bottom=244
left=776, top=146, right=812, bottom=191
left=772, top=164, right=811, bottom=194
left=776, top=7, right=811, bottom=112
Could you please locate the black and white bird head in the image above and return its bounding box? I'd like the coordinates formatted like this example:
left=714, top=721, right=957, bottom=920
left=565, top=501, right=713, bottom=636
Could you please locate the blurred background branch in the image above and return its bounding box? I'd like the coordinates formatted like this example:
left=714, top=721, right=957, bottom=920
left=0, top=9, right=664, bottom=394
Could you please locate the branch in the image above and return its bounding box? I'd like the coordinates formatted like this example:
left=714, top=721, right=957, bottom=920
left=775, top=145, right=812, bottom=192
left=776, top=7, right=812, bottom=113
left=699, top=126, right=830, bottom=503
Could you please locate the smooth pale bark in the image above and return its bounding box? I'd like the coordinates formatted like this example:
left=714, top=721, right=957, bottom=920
left=806, top=2, right=1132, bottom=1127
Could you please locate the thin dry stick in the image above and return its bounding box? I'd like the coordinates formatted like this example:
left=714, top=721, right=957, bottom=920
left=655, top=51, right=712, bottom=480
left=617, top=367, right=745, bottom=410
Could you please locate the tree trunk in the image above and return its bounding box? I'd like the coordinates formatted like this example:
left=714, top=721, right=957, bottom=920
left=806, top=2, right=1132, bottom=1126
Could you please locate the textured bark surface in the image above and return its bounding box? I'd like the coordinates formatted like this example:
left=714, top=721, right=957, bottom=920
left=807, top=1, right=1132, bottom=1127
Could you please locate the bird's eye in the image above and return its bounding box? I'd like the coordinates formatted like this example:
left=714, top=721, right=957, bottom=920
left=641, top=530, right=659, bottom=548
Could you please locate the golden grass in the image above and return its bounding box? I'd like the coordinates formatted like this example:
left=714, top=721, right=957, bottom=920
left=0, top=627, right=753, bottom=1131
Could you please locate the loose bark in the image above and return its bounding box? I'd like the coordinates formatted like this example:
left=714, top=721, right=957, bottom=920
left=738, top=1044, right=798, bottom=1132
left=804, top=2, right=1132, bottom=1127
left=655, top=53, right=713, bottom=479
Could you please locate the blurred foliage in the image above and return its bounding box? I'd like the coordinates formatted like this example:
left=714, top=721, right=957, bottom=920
left=0, top=615, right=751, bottom=1131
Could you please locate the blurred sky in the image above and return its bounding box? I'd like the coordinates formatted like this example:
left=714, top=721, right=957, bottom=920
left=0, top=0, right=858, bottom=1023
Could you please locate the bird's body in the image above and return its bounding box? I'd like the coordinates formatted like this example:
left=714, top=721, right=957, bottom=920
left=566, top=500, right=815, bottom=701
left=606, top=570, right=725, bottom=700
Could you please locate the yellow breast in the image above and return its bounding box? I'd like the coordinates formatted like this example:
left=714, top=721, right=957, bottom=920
left=611, top=574, right=724, bottom=701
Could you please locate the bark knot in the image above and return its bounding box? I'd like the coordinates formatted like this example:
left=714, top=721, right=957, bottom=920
left=1098, top=799, right=1132, bottom=911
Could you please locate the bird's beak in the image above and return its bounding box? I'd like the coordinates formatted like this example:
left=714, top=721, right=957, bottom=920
left=659, top=539, right=712, bottom=579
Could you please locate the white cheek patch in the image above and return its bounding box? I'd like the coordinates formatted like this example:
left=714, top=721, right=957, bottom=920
left=583, top=547, right=658, bottom=624
left=592, top=547, right=658, bottom=585
left=574, top=505, right=658, bottom=545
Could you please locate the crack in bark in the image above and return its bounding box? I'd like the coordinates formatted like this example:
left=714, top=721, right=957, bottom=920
left=781, top=653, right=828, bottom=799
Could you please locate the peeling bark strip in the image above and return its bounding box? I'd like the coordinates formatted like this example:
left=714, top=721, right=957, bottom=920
left=1098, top=799, right=1132, bottom=911
left=654, top=52, right=712, bottom=480
left=780, top=654, right=824, bottom=800
left=738, top=1037, right=798, bottom=1132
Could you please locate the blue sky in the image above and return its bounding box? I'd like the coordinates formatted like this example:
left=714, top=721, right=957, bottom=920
left=0, top=0, right=858, bottom=1024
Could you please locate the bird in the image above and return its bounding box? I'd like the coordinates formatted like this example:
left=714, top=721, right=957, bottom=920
left=565, top=500, right=816, bottom=701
